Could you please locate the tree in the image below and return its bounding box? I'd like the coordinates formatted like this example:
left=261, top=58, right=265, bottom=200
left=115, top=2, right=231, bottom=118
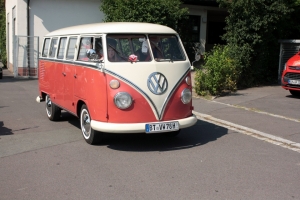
left=217, top=0, right=300, bottom=87
left=99, top=0, right=188, bottom=30
left=0, top=0, right=6, bottom=67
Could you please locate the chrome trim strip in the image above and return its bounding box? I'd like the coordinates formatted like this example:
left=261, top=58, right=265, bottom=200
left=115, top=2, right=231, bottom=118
left=39, top=58, right=102, bottom=69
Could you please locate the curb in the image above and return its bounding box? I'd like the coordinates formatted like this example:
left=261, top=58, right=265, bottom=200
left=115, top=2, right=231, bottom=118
left=193, top=111, right=300, bottom=153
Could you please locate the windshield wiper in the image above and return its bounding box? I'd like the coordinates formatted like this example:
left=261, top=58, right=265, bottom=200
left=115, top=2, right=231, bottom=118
left=156, top=58, right=174, bottom=62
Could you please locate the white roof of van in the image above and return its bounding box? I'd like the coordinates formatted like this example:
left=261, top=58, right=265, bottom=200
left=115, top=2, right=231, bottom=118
left=45, top=22, right=177, bottom=36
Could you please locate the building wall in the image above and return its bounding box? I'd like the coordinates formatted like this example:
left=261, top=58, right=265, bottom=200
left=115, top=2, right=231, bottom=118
left=6, top=0, right=104, bottom=73
left=6, top=0, right=28, bottom=71
left=30, top=0, right=104, bottom=51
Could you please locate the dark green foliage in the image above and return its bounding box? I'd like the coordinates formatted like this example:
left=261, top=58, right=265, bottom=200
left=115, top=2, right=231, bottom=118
left=217, top=0, right=300, bottom=88
left=99, top=0, right=188, bottom=30
left=0, top=1, right=6, bottom=67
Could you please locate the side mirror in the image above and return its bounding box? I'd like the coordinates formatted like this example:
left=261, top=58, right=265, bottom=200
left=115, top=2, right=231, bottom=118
left=86, top=49, right=97, bottom=60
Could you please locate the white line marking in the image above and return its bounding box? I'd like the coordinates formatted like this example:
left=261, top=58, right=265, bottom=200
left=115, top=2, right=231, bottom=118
left=193, top=111, right=300, bottom=153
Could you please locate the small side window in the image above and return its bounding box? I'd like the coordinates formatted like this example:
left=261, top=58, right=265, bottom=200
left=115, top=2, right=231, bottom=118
left=42, top=38, right=50, bottom=57
left=57, top=37, right=67, bottom=59
left=49, top=37, right=58, bottom=58
left=66, top=37, right=77, bottom=60
left=78, top=37, right=94, bottom=61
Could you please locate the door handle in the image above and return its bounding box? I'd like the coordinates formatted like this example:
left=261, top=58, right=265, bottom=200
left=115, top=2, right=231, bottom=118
left=62, top=72, right=66, bottom=76
left=74, top=74, right=77, bottom=78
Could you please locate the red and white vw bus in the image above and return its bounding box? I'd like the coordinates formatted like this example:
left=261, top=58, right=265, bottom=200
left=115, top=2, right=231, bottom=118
left=36, top=22, right=197, bottom=144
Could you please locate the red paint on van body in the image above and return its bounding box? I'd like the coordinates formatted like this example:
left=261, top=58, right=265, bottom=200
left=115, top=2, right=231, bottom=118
left=39, top=59, right=108, bottom=122
left=103, top=73, right=193, bottom=123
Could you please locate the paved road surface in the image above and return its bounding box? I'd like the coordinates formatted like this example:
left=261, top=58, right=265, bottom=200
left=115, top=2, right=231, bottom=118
left=0, top=69, right=299, bottom=200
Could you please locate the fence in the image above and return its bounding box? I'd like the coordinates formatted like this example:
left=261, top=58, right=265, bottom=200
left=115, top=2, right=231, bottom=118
left=278, top=39, right=300, bottom=83
left=14, top=36, right=39, bottom=78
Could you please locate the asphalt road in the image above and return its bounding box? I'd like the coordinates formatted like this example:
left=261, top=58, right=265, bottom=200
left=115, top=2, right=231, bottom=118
left=0, top=70, right=300, bottom=200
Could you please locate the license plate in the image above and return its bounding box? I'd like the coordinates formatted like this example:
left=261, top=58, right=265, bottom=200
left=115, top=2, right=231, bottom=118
left=145, top=121, right=179, bottom=133
left=288, top=79, right=300, bottom=85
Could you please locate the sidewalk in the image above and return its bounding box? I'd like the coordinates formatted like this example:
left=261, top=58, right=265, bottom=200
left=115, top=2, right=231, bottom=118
left=0, top=68, right=14, bottom=80
left=191, top=72, right=300, bottom=149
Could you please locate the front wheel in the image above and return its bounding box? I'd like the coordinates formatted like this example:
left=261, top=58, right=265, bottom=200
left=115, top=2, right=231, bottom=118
left=45, top=95, right=61, bottom=121
left=289, top=90, right=300, bottom=97
left=80, top=104, right=103, bottom=145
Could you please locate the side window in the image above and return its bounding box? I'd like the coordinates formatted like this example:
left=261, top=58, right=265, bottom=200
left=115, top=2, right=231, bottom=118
left=49, top=37, right=58, bottom=58
left=66, top=37, right=77, bottom=60
left=42, top=38, right=50, bottom=57
left=95, top=37, right=103, bottom=59
left=78, top=37, right=94, bottom=61
left=57, top=37, right=67, bottom=59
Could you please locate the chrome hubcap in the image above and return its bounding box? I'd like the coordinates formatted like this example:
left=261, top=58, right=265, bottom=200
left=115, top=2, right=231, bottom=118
left=81, top=109, right=91, bottom=138
left=46, top=96, right=52, bottom=116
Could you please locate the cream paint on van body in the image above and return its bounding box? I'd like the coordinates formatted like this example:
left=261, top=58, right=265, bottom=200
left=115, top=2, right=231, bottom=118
left=104, top=61, right=191, bottom=120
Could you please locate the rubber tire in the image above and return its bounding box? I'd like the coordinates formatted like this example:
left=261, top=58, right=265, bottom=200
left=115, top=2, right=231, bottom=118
left=45, top=95, right=61, bottom=121
left=289, top=90, right=300, bottom=97
left=80, top=104, right=102, bottom=145
left=164, top=130, right=181, bottom=137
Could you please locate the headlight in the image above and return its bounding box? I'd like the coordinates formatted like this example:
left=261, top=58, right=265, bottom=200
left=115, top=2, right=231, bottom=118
left=181, top=88, right=192, bottom=104
left=114, top=92, right=132, bottom=109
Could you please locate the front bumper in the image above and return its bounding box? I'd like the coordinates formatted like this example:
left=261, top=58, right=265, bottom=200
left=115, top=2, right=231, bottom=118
left=91, top=114, right=197, bottom=133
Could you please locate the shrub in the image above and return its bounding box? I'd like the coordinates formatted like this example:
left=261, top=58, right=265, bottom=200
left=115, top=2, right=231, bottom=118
left=194, top=45, right=240, bottom=96
left=0, top=1, right=6, bottom=67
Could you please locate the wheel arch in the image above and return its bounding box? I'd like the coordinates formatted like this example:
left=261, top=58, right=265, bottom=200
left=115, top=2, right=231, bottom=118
left=76, top=100, right=86, bottom=117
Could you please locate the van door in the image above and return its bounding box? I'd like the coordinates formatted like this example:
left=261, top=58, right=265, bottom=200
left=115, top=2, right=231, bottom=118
left=63, top=36, right=77, bottom=113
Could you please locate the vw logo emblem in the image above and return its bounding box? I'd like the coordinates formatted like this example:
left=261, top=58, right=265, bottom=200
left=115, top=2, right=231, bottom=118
left=147, top=72, right=168, bottom=95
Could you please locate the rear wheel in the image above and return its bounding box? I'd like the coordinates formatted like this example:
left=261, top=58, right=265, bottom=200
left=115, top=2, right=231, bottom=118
left=289, top=90, right=300, bottom=97
left=80, top=104, right=102, bottom=145
left=45, top=95, right=61, bottom=121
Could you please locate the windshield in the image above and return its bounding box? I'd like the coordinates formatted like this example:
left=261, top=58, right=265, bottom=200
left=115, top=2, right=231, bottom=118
left=106, top=34, right=186, bottom=62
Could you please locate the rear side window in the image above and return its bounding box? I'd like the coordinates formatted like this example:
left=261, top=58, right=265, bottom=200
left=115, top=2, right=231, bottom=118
left=66, top=37, right=77, bottom=60
left=49, top=38, right=58, bottom=58
left=42, top=38, right=50, bottom=57
left=57, top=37, right=67, bottom=59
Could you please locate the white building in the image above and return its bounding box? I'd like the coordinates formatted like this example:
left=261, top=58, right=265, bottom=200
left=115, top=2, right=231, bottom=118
left=5, top=0, right=227, bottom=76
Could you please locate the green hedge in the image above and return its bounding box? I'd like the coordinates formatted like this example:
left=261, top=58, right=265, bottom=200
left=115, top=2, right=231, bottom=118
left=0, top=1, right=6, bottom=67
